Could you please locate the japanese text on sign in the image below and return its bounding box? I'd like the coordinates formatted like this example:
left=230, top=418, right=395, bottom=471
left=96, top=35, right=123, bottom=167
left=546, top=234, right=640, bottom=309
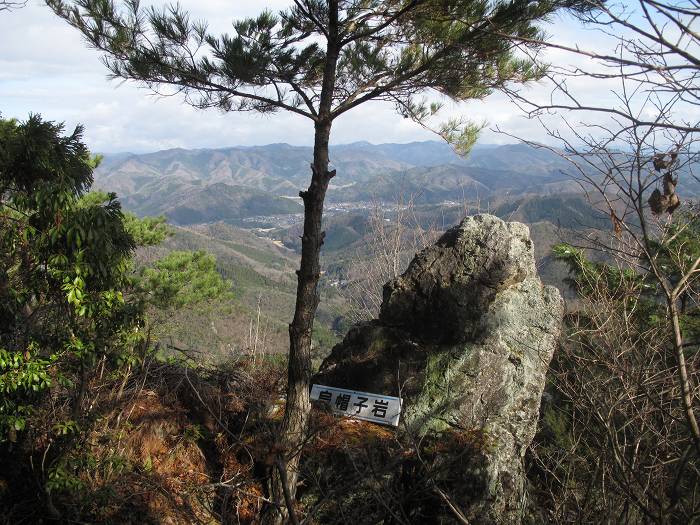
left=310, top=384, right=402, bottom=427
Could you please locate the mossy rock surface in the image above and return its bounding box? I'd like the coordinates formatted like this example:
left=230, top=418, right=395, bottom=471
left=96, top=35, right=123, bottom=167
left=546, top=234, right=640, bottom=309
left=314, top=214, right=563, bottom=524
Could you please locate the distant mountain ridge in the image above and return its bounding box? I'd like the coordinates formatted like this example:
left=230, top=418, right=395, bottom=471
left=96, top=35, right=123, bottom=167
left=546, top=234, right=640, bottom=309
left=95, top=141, right=580, bottom=224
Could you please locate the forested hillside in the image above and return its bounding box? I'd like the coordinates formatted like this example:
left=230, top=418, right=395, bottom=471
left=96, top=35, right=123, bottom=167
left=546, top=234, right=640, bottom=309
left=3, top=0, right=700, bottom=524
left=93, top=141, right=617, bottom=308
left=94, top=142, right=585, bottom=222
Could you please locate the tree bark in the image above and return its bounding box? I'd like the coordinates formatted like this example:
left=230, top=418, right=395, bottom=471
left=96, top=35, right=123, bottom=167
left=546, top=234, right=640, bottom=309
left=265, top=4, right=340, bottom=522
left=668, top=297, right=700, bottom=458
left=266, top=121, right=335, bottom=524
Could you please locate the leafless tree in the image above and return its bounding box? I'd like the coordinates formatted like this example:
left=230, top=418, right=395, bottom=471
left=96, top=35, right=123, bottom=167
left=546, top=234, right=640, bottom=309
left=497, top=1, right=700, bottom=521
left=0, top=1, right=26, bottom=12
left=504, top=0, right=699, bottom=135
left=341, top=193, right=442, bottom=323
left=530, top=257, right=700, bottom=522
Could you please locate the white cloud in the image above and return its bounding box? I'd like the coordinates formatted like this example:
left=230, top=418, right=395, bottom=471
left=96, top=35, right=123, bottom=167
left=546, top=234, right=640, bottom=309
left=0, top=1, right=652, bottom=153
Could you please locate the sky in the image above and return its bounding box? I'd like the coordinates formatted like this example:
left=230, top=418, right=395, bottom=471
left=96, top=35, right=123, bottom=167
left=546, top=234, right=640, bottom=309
left=0, top=1, right=617, bottom=154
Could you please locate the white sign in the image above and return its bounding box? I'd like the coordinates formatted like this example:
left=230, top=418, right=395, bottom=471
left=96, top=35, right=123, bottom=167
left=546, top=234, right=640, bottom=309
left=310, top=384, right=402, bottom=427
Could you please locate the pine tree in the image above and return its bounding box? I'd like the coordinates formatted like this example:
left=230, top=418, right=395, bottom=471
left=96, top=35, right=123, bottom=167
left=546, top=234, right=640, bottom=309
left=46, top=0, right=589, bottom=519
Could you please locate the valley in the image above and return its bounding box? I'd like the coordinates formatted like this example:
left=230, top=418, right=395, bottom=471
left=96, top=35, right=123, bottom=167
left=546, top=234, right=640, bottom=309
left=93, top=140, right=621, bottom=361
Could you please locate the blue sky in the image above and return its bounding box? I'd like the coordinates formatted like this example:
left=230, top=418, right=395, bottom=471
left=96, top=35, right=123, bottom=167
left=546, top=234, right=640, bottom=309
left=0, top=1, right=614, bottom=153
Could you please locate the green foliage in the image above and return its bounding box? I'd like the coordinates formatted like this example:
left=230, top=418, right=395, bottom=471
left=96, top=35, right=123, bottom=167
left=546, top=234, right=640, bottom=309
left=182, top=423, right=204, bottom=443
left=0, top=115, right=142, bottom=442
left=0, top=113, right=93, bottom=197
left=553, top=243, right=650, bottom=297
left=139, top=250, right=233, bottom=309
left=46, top=464, right=86, bottom=493
left=123, top=212, right=170, bottom=246
left=52, top=419, right=80, bottom=437
left=650, top=208, right=700, bottom=285
left=555, top=210, right=700, bottom=304
left=0, top=345, right=55, bottom=436
left=554, top=213, right=700, bottom=340
left=79, top=190, right=171, bottom=246
left=0, top=115, right=240, bottom=521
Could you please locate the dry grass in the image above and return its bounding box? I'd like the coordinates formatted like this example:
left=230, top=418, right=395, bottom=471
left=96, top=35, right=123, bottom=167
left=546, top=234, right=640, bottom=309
left=0, top=354, right=288, bottom=525
left=2, top=349, right=489, bottom=524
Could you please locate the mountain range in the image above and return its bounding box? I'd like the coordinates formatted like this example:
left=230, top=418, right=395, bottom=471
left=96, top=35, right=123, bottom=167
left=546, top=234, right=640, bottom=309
left=95, top=141, right=582, bottom=224
left=95, top=140, right=652, bottom=320
left=90, top=140, right=700, bottom=349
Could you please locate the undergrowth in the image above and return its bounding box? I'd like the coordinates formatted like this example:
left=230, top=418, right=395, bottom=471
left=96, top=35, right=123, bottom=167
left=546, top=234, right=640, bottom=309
left=1, top=349, right=488, bottom=524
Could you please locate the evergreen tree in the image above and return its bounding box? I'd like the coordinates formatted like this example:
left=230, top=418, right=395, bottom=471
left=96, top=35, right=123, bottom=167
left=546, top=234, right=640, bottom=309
left=0, top=116, right=140, bottom=516
left=0, top=116, right=234, bottom=518
left=46, top=0, right=590, bottom=517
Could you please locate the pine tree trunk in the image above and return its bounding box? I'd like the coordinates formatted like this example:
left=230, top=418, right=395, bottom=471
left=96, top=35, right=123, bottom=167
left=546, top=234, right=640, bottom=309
left=265, top=121, right=334, bottom=525
left=265, top=6, right=339, bottom=522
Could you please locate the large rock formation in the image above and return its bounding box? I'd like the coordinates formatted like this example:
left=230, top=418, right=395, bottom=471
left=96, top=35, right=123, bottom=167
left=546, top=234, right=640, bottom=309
left=314, top=214, right=563, bottom=523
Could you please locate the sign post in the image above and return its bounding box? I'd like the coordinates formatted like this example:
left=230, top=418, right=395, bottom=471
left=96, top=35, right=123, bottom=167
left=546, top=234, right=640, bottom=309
left=310, top=384, right=402, bottom=427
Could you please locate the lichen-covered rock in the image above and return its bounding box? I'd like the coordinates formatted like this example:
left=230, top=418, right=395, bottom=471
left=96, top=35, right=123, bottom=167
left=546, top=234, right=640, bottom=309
left=314, top=214, right=563, bottom=523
